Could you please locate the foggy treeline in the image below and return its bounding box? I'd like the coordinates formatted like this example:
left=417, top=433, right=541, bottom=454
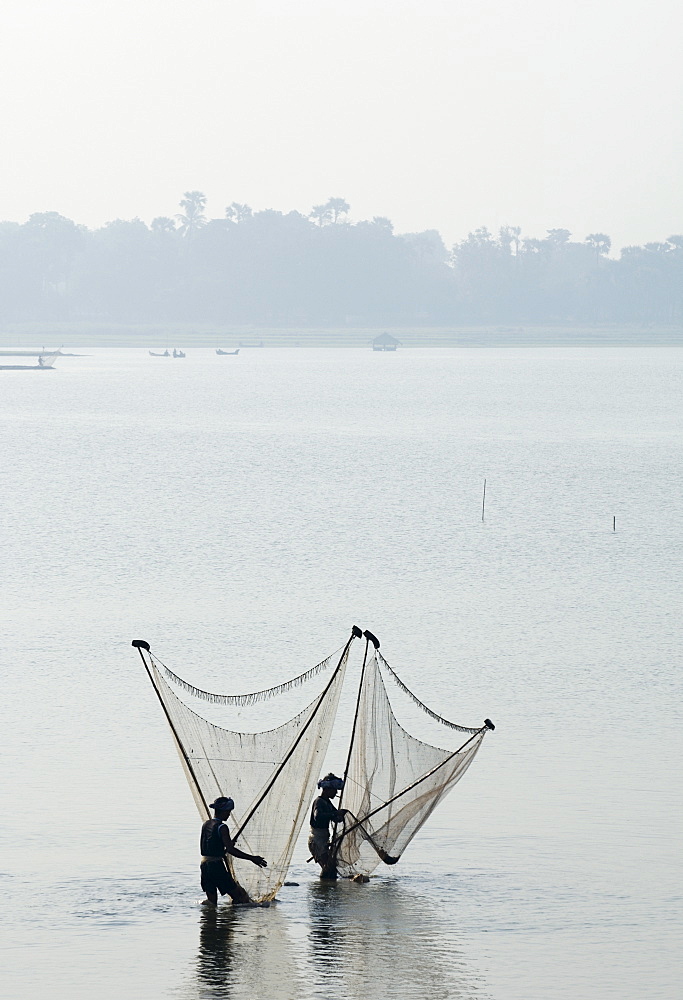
left=1, top=193, right=681, bottom=327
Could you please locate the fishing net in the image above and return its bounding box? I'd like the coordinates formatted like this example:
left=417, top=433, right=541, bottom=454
left=334, top=650, right=488, bottom=878
left=137, top=642, right=351, bottom=902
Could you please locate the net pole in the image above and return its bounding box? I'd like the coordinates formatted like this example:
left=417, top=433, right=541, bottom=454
left=132, top=640, right=211, bottom=817
left=336, top=724, right=490, bottom=849
left=332, top=634, right=372, bottom=850
left=231, top=626, right=361, bottom=846
left=338, top=634, right=373, bottom=812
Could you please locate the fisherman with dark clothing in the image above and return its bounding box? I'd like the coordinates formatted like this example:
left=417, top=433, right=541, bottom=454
left=200, top=796, right=267, bottom=905
left=308, top=773, right=347, bottom=880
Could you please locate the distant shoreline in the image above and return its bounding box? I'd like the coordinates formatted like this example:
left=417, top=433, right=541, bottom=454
left=1, top=323, right=682, bottom=350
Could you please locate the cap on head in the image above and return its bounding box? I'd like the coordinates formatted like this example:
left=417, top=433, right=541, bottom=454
left=318, top=773, right=344, bottom=791
left=209, top=796, right=234, bottom=811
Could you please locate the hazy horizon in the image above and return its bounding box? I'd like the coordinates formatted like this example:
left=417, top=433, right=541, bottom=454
left=2, top=0, right=681, bottom=251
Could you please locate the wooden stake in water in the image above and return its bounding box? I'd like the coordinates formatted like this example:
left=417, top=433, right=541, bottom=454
left=613, top=516, right=616, bottom=532
left=482, top=479, right=487, bottom=521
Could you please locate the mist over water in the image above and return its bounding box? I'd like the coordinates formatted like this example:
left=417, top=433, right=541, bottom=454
left=1, top=347, right=681, bottom=999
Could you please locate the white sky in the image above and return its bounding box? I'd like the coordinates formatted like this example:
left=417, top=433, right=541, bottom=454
left=1, top=0, right=681, bottom=251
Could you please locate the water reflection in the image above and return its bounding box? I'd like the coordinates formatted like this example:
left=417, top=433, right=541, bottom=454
left=185, top=904, right=304, bottom=1000
left=180, top=878, right=487, bottom=1000
left=195, top=907, right=235, bottom=999
left=305, top=878, right=487, bottom=1000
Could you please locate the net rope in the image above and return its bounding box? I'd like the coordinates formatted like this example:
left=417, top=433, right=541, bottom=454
left=377, top=651, right=482, bottom=734
left=334, top=651, right=487, bottom=878
left=153, top=647, right=340, bottom=706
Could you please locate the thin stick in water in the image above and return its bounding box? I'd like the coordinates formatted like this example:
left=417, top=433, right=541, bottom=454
left=482, top=479, right=487, bottom=521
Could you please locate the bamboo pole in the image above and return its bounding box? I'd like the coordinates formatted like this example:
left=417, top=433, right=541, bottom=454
left=231, top=626, right=361, bottom=845
left=132, top=640, right=210, bottom=816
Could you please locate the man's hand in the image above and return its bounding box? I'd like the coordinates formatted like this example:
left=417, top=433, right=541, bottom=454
left=252, top=855, right=268, bottom=868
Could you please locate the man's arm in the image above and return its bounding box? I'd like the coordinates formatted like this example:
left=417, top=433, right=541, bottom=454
left=322, top=798, right=347, bottom=823
left=220, top=825, right=267, bottom=867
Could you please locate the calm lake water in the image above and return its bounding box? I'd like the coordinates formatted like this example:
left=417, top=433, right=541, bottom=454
left=1, top=346, right=681, bottom=999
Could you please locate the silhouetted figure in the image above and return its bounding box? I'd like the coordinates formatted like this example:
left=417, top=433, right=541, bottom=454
left=200, top=796, right=267, bottom=905
left=308, top=774, right=347, bottom=880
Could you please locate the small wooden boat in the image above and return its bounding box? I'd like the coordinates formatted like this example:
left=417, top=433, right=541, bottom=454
left=149, top=350, right=170, bottom=357
left=216, top=349, right=240, bottom=355
left=0, top=351, right=59, bottom=370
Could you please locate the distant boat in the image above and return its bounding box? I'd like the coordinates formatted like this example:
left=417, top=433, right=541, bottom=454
left=149, top=350, right=170, bottom=357
left=172, top=349, right=186, bottom=358
left=0, top=351, right=59, bottom=371
left=239, top=341, right=264, bottom=348
left=216, top=348, right=240, bottom=355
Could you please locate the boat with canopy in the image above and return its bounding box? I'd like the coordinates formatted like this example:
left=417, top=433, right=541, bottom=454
left=132, top=628, right=493, bottom=903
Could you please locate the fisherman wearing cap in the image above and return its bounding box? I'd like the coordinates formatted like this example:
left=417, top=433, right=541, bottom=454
left=308, top=773, right=348, bottom=880
left=200, top=796, right=268, bottom=905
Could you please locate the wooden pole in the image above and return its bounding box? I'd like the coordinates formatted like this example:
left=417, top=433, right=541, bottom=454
left=482, top=479, right=487, bottom=521
left=339, top=635, right=372, bottom=808
left=332, top=634, right=373, bottom=857
left=613, top=516, right=616, bottom=532
left=132, top=640, right=211, bottom=817
left=231, top=626, right=361, bottom=845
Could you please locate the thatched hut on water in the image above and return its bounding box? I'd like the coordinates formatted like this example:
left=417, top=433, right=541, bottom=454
left=371, top=332, right=401, bottom=352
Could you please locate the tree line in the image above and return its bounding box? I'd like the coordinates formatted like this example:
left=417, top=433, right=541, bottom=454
left=0, top=192, right=681, bottom=326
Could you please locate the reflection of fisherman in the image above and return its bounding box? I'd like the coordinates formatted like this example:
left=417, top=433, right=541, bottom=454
left=308, top=773, right=347, bottom=880
left=200, top=796, right=267, bottom=906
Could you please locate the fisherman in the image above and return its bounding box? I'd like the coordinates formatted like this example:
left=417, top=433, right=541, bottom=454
left=308, top=773, right=348, bottom=880
left=200, top=796, right=267, bottom=905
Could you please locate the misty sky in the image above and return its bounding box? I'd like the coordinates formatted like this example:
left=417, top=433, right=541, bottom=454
left=2, top=0, right=681, bottom=251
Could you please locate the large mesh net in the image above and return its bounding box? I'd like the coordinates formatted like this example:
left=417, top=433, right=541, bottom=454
left=333, top=650, right=488, bottom=878
left=138, top=642, right=351, bottom=902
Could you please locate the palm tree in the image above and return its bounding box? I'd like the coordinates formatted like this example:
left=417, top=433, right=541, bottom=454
left=225, top=202, right=252, bottom=224
left=309, top=197, right=350, bottom=227
left=176, top=191, right=207, bottom=239
left=585, top=233, right=612, bottom=264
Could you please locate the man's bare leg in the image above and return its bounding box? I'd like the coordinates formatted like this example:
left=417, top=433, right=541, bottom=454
left=229, top=885, right=252, bottom=905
